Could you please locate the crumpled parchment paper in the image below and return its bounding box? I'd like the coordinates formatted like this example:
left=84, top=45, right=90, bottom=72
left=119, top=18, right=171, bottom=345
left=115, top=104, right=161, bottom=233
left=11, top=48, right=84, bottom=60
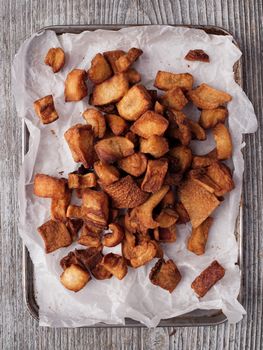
left=12, top=25, right=257, bottom=327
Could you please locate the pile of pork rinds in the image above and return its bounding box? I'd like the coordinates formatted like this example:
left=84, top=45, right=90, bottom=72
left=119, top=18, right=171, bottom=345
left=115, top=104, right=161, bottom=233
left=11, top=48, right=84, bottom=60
left=33, top=46, right=234, bottom=297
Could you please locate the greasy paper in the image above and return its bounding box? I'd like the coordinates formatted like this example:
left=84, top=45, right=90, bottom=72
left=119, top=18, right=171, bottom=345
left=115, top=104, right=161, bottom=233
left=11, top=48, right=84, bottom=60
left=12, top=25, right=257, bottom=327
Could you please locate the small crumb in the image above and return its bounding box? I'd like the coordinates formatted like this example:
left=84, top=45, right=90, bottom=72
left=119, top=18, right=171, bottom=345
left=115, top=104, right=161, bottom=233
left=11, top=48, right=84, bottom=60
left=50, top=129, right=56, bottom=135
left=58, top=171, right=64, bottom=175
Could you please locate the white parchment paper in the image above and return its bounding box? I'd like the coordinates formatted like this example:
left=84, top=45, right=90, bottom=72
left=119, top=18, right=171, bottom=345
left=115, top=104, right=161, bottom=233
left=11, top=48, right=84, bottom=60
left=12, top=25, right=257, bottom=327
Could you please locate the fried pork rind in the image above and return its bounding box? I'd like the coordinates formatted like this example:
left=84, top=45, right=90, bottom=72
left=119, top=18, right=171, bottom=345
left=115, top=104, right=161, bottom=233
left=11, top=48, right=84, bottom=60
left=155, top=208, right=179, bottom=228
left=102, top=223, right=124, bottom=247
left=64, top=69, right=88, bottom=102
left=174, top=202, right=190, bottom=224
left=189, top=168, right=222, bottom=195
left=192, top=151, right=217, bottom=169
left=64, top=124, right=94, bottom=168
left=131, top=111, right=169, bottom=139
left=44, top=47, right=65, bottom=73
left=66, top=205, right=83, bottom=220
left=185, top=49, right=210, bottom=62
left=68, top=172, right=96, bottom=189
left=188, top=83, right=232, bottom=109
left=167, top=110, right=192, bottom=146
left=60, top=264, right=91, bottom=292
left=82, top=189, right=109, bottom=228
left=51, top=189, right=72, bottom=221
left=102, top=175, right=149, bottom=208
left=60, top=251, right=81, bottom=270
left=94, top=161, right=120, bottom=185
left=149, top=259, right=182, bottom=293
left=82, top=108, right=106, bottom=139
left=103, top=50, right=125, bottom=73
left=188, top=119, right=206, bottom=140
left=141, top=158, right=168, bottom=193
left=188, top=217, right=213, bottom=255
left=179, top=178, right=220, bottom=228
left=117, top=85, right=152, bottom=121
left=92, top=73, right=129, bottom=106
left=206, top=162, right=234, bottom=196
left=212, top=123, right=233, bottom=160
left=191, top=260, right=225, bottom=297
left=95, top=136, right=134, bottom=164
left=34, top=174, right=68, bottom=199
left=154, top=101, right=165, bottom=115
left=125, top=131, right=139, bottom=146
left=122, top=230, right=136, bottom=261
left=105, top=114, right=128, bottom=136
left=164, top=172, right=183, bottom=186
left=160, top=87, right=188, bottom=111
left=74, top=247, right=103, bottom=270
left=115, top=48, right=143, bottom=73
left=129, top=241, right=157, bottom=268
left=154, top=225, right=177, bottom=243
left=34, top=95, right=59, bottom=124
left=78, top=225, right=102, bottom=248
left=102, top=253, right=128, bottom=280
left=154, top=71, right=193, bottom=91
left=37, top=219, right=72, bottom=253
left=169, top=146, right=192, bottom=173
left=65, top=219, right=83, bottom=241
left=91, top=262, right=113, bottom=280
left=161, top=190, right=175, bottom=208
left=118, top=153, right=148, bottom=177
left=140, top=136, right=169, bottom=158
left=87, top=53, right=113, bottom=84
left=199, top=107, right=228, bottom=129
left=125, top=68, right=141, bottom=84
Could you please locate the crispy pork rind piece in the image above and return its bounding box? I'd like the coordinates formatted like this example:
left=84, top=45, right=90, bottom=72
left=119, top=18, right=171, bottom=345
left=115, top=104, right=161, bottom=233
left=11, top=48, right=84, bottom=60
left=44, top=47, right=65, bottom=73
left=94, top=161, right=120, bottom=185
left=117, top=85, right=152, bottom=121
left=185, top=49, right=210, bottom=62
left=154, top=101, right=165, bottom=115
left=34, top=174, right=68, bottom=199
left=37, top=219, right=72, bottom=253
left=131, top=111, right=169, bottom=139
left=141, top=159, right=168, bottom=193
left=212, top=123, right=233, bottom=160
left=188, top=83, right=232, bottom=109
left=66, top=204, right=83, bottom=220
left=82, top=189, right=109, bottom=228
left=65, top=219, right=83, bottom=241
left=92, top=73, right=129, bottom=106
left=122, top=230, right=136, bottom=261
left=102, top=175, right=149, bottom=208
left=149, top=259, right=182, bottom=293
left=87, top=53, right=113, bottom=84
left=103, top=50, right=125, bottom=73
left=51, top=189, right=72, bottom=221
left=60, top=264, right=91, bottom=292
left=64, top=69, right=88, bottom=102
left=140, top=136, right=169, bottom=158
left=102, top=223, right=124, bottom=247
left=125, top=68, right=141, bottom=84
left=115, top=47, right=143, bottom=73
left=199, top=107, right=228, bottom=129
left=118, top=153, right=148, bottom=177
left=154, top=71, right=194, bottom=91
left=75, top=247, right=103, bottom=270
left=189, top=168, right=222, bottom=195
left=68, top=172, right=96, bottom=189
left=129, top=241, right=157, bottom=268
left=167, top=110, right=192, bottom=146
left=95, top=136, right=134, bottom=164
left=161, top=190, right=175, bottom=208
left=34, top=95, right=59, bottom=124
left=129, top=185, right=169, bottom=234
left=154, top=225, right=177, bottom=243
left=102, top=253, right=128, bottom=280
left=169, top=146, right=192, bottom=173
left=192, top=151, right=217, bottom=169
left=206, top=162, right=235, bottom=196
left=91, top=262, right=113, bottom=280
left=188, top=119, right=206, bottom=140
left=78, top=225, right=102, bottom=248
left=82, top=108, right=106, bottom=139
left=155, top=208, right=179, bottom=228
left=174, top=202, right=190, bottom=224
left=191, top=260, right=225, bottom=297
left=160, top=87, right=188, bottom=111
left=105, top=114, right=128, bottom=136
left=60, top=251, right=81, bottom=270
left=64, top=124, right=94, bottom=168
left=188, top=217, right=213, bottom=255
left=179, top=178, right=220, bottom=228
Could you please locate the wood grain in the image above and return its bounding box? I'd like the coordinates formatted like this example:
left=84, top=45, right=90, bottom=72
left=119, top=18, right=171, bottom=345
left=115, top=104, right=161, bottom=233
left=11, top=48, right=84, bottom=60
left=0, top=0, right=262, bottom=349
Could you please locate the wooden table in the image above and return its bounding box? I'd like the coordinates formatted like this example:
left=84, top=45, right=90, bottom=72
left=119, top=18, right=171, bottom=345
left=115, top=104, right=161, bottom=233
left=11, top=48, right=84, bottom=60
left=1, top=1, right=262, bottom=349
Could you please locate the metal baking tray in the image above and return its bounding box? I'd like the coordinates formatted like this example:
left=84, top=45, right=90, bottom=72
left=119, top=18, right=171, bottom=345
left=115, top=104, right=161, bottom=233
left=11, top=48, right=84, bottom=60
left=22, top=24, right=243, bottom=327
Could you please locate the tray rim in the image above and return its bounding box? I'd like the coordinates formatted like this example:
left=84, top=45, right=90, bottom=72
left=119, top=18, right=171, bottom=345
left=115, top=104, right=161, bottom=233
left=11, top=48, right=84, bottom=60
left=22, top=23, right=243, bottom=328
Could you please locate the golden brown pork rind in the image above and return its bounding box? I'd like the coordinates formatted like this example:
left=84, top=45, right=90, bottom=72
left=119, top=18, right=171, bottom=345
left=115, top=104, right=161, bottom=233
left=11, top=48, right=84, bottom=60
left=78, top=225, right=102, bottom=248
left=82, top=189, right=109, bottom=228
left=103, top=50, right=125, bottom=73
left=68, top=172, right=96, bottom=189
left=125, top=68, right=141, bottom=84
left=34, top=95, right=59, bottom=124
left=154, top=71, right=193, bottom=91
left=64, top=124, right=94, bottom=168
left=140, top=136, right=169, bottom=158
left=74, top=247, right=103, bottom=270
left=118, top=153, right=148, bottom=177
left=199, top=107, right=228, bottom=129
left=184, top=49, right=210, bottom=62
left=191, top=260, right=225, bottom=297
left=64, top=69, right=88, bottom=102
left=37, top=219, right=72, bottom=253
left=51, top=189, right=72, bottom=221
left=154, top=101, right=165, bottom=115
left=102, top=175, right=149, bottom=208
left=179, top=178, right=220, bottom=228
left=155, top=208, right=178, bottom=228
left=189, top=168, right=222, bottom=195
left=102, top=253, right=128, bottom=280
left=212, top=123, right=233, bottom=160
left=131, top=111, right=169, bottom=139
left=95, top=136, right=134, bottom=163
left=117, top=85, right=152, bottom=121
left=154, top=225, right=177, bottom=243
left=149, top=259, right=182, bottom=293
left=66, top=205, right=83, bottom=220
left=92, top=73, right=129, bottom=106
left=169, top=146, right=192, bottom=173
left=174, top=202, right=190, bottom=224
left=105, top=114, right=128, bottom=136
left=161, top=190, right=175, bottom=208
left=206, top=162, right=234, bottom=196
left=122, top=230, right=136, bottom=261
left=91, top=263, right=113, bottom=280
left=188, top=217, right=213, bottom=255
left=60, top=264, right=91, bottom=292
left=160, top=87, right=188, bottom=110
left=188, top=119, right=206, bottom=140
left=141, top=159, right=168, bottom=193
left=167, top=110, right=192, bottom=146
left=188, top=83, right=232, bottom=109
left=44, top=47, right=65, bottom=73
left=34, top=174, right=68, bottom=199
left=94, top=161, right=120, bottom=185
left=129, top=241, right=157, bottom=268
left=192, top=151, right=217, bottom=169
left=115, top=48, right=143, bottom=73
left=87, top=53, right=113, bottom=84
left=102, top=223, right=124, bottom=247
left=82, top=108, right=106, bottom=139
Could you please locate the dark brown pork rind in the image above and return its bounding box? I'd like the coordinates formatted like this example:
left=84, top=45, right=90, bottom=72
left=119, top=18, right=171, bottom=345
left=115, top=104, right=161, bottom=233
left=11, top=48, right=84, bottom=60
left=150, top=259, right=182, bottom=293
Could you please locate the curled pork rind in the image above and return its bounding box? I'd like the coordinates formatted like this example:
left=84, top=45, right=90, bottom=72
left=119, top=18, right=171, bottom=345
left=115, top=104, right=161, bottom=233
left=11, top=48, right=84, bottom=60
left=191, top=260, right=225, bottom=297
left=160, top=87, right=188, bottom=110
left=212, top=123, right=233, bottom=160
left=188, top=217, right=213, bottom=255
left=105, top=114, right=128, bottom=136
left=129, top=241, right=157, bottom=268
left=94, top=161, right=120, bottom=185
left=64, top=69, right=88, bottom=102
left=140, top=136, right=169, bottom=158
left=102, top=253, right=128, bottom=280
left=149, top=259, right=182, bottom=293
left=95, top=136, right=134, bottom=163
left=60, top=264, right=91, bottom=292
left=68, top=172, right=96, bottom=189
left=82, top=108, right=106, bottom=139
left=169, top=146, right=192, bottom=173
left=34, top=95, right=59, bottom=124
left=131, top=111, right=169, bottom=138
left=88, top=53, right=113, bottom=84
left=154, top=71, right=193, bottom=91
left=199, top=107, right=228, bottom=129
left=44, top=47, right=65, bottom=73
left=34, top=174, right=68, bottom=199
left=118, top=153, right=148, bottom=177
left=188, top=83, right=232, bottom=109
left=102, top=223, right=124, bottom=247
left=184, top=49, right=210, bottom=62
left=141, top=159, right=168, bottom=193
left=51, top=188, right=72, bottom=222
left=114, top=47, right=143, bottom=73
